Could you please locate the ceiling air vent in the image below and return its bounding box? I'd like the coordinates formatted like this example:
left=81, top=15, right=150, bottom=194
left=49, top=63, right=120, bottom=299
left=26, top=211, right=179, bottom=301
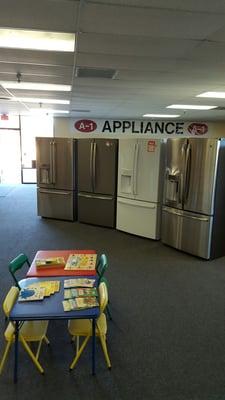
left=71, top=109, right=90, bottom=112
left=75, top=67, right=118, bottom=79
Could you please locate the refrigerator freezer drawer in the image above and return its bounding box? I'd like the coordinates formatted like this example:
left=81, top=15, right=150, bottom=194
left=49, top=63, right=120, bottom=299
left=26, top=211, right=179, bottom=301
left=78, top=193, right=116, bottom=228
left=37, top=188, right=75, bottom=221
left=161, top=206, right=213, bottom=259
left=116, top=197, right=161, bottom=239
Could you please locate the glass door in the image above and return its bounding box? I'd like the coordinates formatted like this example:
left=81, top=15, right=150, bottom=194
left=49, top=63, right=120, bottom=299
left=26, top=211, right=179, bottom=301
left=0, top=129, right=21, bottom=184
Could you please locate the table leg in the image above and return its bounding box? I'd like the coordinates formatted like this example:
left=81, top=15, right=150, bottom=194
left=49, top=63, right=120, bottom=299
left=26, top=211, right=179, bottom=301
left=92, top=318, right=96, bottom=375
left=14, top=321, right=19, bottom=383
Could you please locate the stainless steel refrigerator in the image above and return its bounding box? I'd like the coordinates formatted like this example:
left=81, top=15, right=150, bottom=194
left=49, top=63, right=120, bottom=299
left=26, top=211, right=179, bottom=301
left=36, top=137, right=77, bottom=221
left=162, top=138, right=225, bottom=259
left=77, top=139, right=118, bottom=227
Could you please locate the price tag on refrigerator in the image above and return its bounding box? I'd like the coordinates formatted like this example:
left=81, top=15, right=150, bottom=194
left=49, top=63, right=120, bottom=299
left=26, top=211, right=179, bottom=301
left=147, top=140, right=156, bottom=152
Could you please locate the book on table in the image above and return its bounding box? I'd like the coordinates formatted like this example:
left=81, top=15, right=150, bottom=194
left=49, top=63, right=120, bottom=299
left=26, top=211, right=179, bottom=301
left=35, top=257, right=65, bottom=268
left=62, top=296, right=99, bottom=311
left=64, top=253, right=97, bottom=271
left=18, top=287, right=46, bottom=302
left=64, top=287, right=98, bottom=299
left=64, top=278, right=96, bottom=288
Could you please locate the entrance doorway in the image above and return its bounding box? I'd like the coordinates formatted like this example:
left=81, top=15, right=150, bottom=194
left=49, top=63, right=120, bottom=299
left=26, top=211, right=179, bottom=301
left=0, top=130, right=21, bottom=184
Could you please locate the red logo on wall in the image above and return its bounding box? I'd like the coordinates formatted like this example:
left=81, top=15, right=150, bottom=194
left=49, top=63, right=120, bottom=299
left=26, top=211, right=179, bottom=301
left=74, top=119, right=97, bottom=133
left=188, top=123, right=208, bottom=135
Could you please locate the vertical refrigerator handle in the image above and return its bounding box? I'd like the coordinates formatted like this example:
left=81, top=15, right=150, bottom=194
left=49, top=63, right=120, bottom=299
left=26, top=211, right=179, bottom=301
left=90, top=141, right=94, bottom=191
left=93, top=142, right=97, bottom=192
left=184, top=143, right=191, bottom=203
left=133, top=143, right=139, bottom=195
left=51, top=140, right=56, bottom=184
left=49, top=141, right=53, bottom=183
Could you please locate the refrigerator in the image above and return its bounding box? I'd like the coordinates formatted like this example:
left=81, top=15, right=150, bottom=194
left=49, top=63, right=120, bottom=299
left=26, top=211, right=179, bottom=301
left=116, top=139, right=165, bottom=239
left=161, top=138, right=225, bottom=259
left=36, top=137, right=77, bottom=221
left=77, top=139, right=118, bottom=227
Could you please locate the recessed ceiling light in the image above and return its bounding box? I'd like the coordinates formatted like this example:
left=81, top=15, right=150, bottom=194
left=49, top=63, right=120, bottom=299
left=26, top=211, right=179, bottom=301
left=167, top=104, right=217, bottom=110
left=197, top=92, right=225, bottom=99
left=0, top=82, right=71, bottom=91
left=12, top=97, right=70, bottom=105
left=143, top=113, right=180, bottom=118
left=30, top=109, right=69, bottom=114
left=0, top=28, right=75, bottom=52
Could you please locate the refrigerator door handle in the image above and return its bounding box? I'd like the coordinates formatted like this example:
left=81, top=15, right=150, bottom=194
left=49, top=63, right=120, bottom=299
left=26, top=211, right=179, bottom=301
left=93, top=142, right=97, bottom=192
left=184, top=143, right=191, bottom=203
left=49, top=140, right=53, bottom=183
left=52, top=140, right=56, bottom=184
left=163, top=207, right=209, bottom=222
left=118, top=197, right=156, bottom=209
left=79, top=193, right=113, bottom=200
left=90, top=142, right=94, bottom=191
left=133, top=143, right=139, bottom=195
left=39, top=189, right=71, bottom=195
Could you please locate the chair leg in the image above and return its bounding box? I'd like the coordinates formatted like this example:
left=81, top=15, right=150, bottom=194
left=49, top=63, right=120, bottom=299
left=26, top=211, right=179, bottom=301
left=0, top=341, right=12, bottom=374
left=35, top=339, right=43, bottom=360
left=69, top=336, right=90, bottom=370
left=99, top=334, right=111, bottom=369
left=43, top=335, right=50, bottom=345
left=20, top=337, right=44, bottom=374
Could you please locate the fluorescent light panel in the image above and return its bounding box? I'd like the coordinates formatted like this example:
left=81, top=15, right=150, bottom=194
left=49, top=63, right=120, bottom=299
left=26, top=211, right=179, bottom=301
left=167, top=104, right=217, bottom=110
left=143, top=113, right=180, bottom=118
left=30, top=108, right=69, bottom=114
left=0, top=28, right=75, bottom=52
left=13, top=97, right=70, bottom=105
left=0, top=81, right=71, bottom=91
left=197, top=91, right=225, bottom=99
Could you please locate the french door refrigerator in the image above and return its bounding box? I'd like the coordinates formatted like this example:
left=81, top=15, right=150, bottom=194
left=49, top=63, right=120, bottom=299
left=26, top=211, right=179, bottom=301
left=36, top=137, right=77, bottom=221
left=116, top=139, right=165, bottom=239
left=162, top=138, right=225, bottom=259
left=77, top=139, right=118, bottom=227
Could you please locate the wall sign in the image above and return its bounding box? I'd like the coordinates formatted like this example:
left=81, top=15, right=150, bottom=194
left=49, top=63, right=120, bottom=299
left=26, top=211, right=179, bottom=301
left=70, top=118, right=216, bottom=138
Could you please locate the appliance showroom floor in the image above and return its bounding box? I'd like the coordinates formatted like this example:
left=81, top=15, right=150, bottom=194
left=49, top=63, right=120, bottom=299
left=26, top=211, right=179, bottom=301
left=0, top=184, right=225, bottom=400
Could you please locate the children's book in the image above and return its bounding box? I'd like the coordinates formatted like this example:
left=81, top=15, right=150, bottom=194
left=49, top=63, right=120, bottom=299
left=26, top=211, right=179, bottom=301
left=64, top=287, right=98, bottom=299
left=35, top=257, right=65, bottom=268
left=64, top=254, right=97, bottom=271
left=64, top=278, right=95, bottom=288
left=18, top=287, right=45, bottom=302
left=62, top=296, right=99, bottom=311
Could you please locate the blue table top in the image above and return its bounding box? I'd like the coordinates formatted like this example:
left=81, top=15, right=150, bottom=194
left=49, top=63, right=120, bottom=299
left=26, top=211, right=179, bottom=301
left=10, top=276, right=100, bottom=321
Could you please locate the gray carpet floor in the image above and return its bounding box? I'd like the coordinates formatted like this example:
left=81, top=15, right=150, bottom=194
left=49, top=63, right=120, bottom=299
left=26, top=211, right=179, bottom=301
left=0, top=185, right=225, bottom=400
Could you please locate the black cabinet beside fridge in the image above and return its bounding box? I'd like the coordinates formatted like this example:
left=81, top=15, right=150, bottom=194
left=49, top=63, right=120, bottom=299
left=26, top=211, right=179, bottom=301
left=77, top=139, right=118, bottom=228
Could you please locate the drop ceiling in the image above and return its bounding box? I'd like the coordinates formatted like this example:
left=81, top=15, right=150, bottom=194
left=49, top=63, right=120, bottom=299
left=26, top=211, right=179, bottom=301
left=1, top=0, right=225, bottom=120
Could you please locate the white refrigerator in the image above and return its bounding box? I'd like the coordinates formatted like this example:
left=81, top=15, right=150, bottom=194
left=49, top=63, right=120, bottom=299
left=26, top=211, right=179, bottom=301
left=116, top=139, right=164, bottom=239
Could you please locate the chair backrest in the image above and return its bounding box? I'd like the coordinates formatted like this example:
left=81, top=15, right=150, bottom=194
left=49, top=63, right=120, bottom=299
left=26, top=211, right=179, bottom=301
left=3, top=286, right=19, bottom=317
left=98, top=282, right=108, bottom=313
left=96, top=254, right=108, bottom=281
left=8, top=253, right=30, bottom=288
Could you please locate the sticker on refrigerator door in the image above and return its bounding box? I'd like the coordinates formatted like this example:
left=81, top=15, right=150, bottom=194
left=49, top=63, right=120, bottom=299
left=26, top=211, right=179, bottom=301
left=74, top=119, right=97, bottom=133
left=147, top=140, right=156, bottom=152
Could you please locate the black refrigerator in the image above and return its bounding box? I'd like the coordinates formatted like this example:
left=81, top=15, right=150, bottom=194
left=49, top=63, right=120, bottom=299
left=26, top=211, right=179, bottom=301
left=77, top=139, right=118, bottom=227
left=36, top=137, right=77, bottom=221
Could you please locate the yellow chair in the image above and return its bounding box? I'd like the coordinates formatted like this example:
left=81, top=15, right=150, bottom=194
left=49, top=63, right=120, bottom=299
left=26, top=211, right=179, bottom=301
left=68, top=282, right=111, bottom=370
left=0, top=286, right=50, bottom=375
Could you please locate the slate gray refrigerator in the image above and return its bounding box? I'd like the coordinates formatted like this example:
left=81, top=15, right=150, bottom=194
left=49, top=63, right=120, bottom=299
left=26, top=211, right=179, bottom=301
left=77, top=139, right=118, bottom=227
left=161, top=138, right=225, bottom=259
left=36, top=137, right=77, bottom=221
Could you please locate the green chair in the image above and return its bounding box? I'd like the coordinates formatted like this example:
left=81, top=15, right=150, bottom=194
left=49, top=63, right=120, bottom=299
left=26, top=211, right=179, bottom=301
left=8, top=253, right=31, bottom=289
left=96, top=254, right=112, bottom=320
